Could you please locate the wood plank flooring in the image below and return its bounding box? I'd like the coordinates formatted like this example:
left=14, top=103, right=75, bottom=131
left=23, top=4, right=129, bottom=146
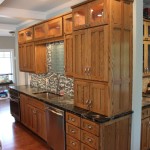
left=0, top=99, right=49, bottom=150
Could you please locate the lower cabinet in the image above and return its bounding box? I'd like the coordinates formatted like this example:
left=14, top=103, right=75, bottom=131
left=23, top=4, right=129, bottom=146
left=141, top=107, right=150, bottom=150
left=66, top=112, right=131, bottom=150
left=20, top=94, right=47, bottom=141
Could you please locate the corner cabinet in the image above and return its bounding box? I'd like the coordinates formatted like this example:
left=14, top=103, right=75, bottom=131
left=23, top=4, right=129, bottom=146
left=72, top=0, right=133, bottom=116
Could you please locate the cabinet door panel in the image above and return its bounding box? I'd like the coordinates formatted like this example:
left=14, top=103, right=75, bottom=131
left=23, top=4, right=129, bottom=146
left=37, top=109, right=47, bottom=140
left=141, top=118, right=149, bottom=150
left=90, top=82, right=109, bottom=115
left=19, top=44, right=26, bottom=71
left=88, top=26, right=108, bottom=81
left=63, top=14, right=73, bottom=34
left=74, top=80, right=90, bottom=109
left=73, top=30, right=89, bottom=79
left=26, top=42, right=35, bottom=72
left=143, top=21, right=150, bottom=41
left=64, top=35, right=73, bottom=77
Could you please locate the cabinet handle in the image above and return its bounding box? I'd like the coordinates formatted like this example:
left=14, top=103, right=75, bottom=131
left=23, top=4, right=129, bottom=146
left=71, top=129, right=75, bottom=133
left=88, top=138, right=92, bottom=143
left=88, top=125, right=92, bottom=129
left=70, top=118, right=75, bottom=122
left=87, top=67, right=90, bottom=76
left=72, top=142, right=76, bottom=146
left=85, top=99, right=89, bottom=104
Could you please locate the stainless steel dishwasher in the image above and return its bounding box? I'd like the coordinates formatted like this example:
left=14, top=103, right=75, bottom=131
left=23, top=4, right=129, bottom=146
left=46, top=105, right=65, bottom=150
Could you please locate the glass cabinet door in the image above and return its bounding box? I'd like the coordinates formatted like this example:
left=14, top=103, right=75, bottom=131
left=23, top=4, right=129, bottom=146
left=88, top=0, right=108, bottom=27
left=46, top=17, right=63, bottom=38
left=143, top=41, right=150, bottom=75
left=73, top=4, right=88, bottom=30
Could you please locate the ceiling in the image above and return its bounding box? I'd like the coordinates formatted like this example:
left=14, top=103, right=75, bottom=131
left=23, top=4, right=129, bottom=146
left=0, top=0, right=85, bottom=36
left=0, top=0, right=150, bottom=37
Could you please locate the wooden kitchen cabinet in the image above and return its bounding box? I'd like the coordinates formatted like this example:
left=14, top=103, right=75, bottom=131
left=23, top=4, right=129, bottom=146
left=72, top=0, right=108, bottom=30
left=143, top=41, right=150, bottom=75
left=63, top=13, right=73, bottom=35
left=143, top=20, right=150, bottom=41
left=18, top=43, right=47, bottom=74
left=74, top=79, right=109, bottom=115
left=73, top=26, right=109, bottom=81
left=72, top=0, right=133, bottom=116
left=64, top=34, right=73, bottom=77
left=24, top=27, right=34, bottom=42
left=66, top=112, right=131, bottom=150
left=20, top=94, right=47, bottom=141
left=34, top=23, right=47, bottom=40
left=141, top=107, right=150, bottom=150
left=19, top=42, right=35, bottom=72
left=46, top=17, right=63, bottom=38
left=18, top=30, right=25, bottom=44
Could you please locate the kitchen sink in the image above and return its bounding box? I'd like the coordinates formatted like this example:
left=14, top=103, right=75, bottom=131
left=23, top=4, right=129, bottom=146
left=32, top=91, right=58, bottom=99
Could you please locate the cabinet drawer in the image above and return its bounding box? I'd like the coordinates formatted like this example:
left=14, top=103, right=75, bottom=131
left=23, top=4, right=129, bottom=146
left=67, top=135, right=80, bottom=150
left=66, top=123, right=80, bottom=140
left=81, top=118, right=99, bottom=136
left=81, top=143, right=95, bottom=150
left=66, top=112, right=80, bottom=127
left=142, top=108, right=150, bottom=119
left=81, top=130, right=99, bottom=150
left=28, top=97, right=45, bottom=110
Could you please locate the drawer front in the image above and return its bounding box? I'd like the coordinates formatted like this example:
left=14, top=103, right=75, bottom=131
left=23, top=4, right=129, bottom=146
left=28, top=97, right=45, bottom=110
left=81, top=143, right=95, bottom=150
left=142, top=108, right=150, bottom=119
left=67, top=135, right=80, bottom=150
left=81, top=118, right=99, bottom=136
left=81, top=130, right=99, bottom=150
left=66, top=112, right=80, bottom=127
left=66, top=123, right=80, bottom=140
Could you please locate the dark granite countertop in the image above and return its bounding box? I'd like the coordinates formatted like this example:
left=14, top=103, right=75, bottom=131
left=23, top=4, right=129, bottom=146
left=9, top=85, right=133, bottom=124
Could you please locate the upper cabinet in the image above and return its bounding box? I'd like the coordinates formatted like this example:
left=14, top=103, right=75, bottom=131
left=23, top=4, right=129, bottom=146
left=143, top=20, right=150, bottom=41
left=46, top=17, right=63, bottom=38
left=72, top=0, right=108, bottom=30
left=63, top=13, right=73, bottom=35
left=18, top=27, right=34, bottom=44
left=34, top=23, right=47, bottom=40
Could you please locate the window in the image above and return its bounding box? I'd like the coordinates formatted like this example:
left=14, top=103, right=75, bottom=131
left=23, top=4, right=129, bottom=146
left=0, top=50, right=14, bottom=82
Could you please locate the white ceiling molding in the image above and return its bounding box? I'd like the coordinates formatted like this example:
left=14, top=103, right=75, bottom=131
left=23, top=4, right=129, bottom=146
left=46, top=0, right=86, bottom=17
left=0, top=6, right=47, bottom=20
left=0, top=23, right=16, bottom=30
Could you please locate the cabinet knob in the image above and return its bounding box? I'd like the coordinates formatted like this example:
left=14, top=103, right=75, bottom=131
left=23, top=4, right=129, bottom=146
left=71, top=118, right=75, bottom=122
left=88, top=125, right=92, bottom=129
left=88, top=138, right=92, bottom=142
left=87, top=67, right=91, bottom=76
left=72, top=142, right=76, bottom=146
left=84, top=67, right=87, bottom=74
left=85, top=99, right=89, bottom=104
left=71, top=129, right=75, bottom=133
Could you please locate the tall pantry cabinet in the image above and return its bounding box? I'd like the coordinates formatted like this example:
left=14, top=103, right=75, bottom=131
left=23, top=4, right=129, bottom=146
left=72, top=0, right=133, bottom=116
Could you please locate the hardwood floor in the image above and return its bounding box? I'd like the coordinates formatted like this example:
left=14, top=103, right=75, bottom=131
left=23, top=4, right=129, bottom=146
left=0, top=99, right=49, bottom=150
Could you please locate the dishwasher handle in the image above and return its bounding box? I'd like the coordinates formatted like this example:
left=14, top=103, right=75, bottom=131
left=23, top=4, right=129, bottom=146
left=47, top=108, right=63, bottom=116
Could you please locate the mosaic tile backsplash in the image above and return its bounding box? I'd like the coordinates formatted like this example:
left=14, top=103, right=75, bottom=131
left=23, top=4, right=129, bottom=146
left=30, top=42, right=74, bottom=96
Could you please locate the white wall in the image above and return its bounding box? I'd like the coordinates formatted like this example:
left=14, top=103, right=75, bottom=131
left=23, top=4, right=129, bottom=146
left=131, top=0, right=143, bottom=150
